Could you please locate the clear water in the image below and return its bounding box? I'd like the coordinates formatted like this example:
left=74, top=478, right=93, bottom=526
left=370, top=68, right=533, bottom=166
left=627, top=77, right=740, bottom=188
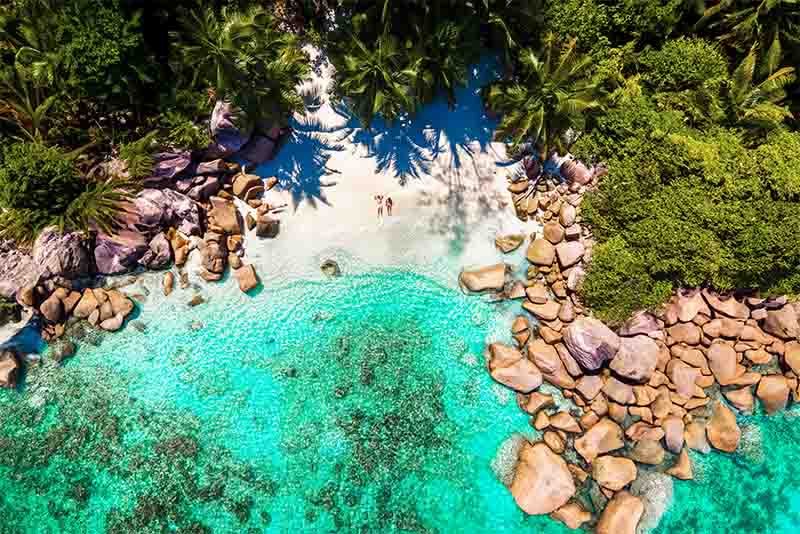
left=0, top=270, right=577, bottom=534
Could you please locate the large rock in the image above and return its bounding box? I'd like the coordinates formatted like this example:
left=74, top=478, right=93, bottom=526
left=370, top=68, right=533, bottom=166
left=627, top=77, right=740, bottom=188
left=762, top=305, right=799, bottom=339
left=785, top=341, right=800, bottom=375
left=94, top=230, right=149, bottom=274
left=592, top=456, right=637, bottom=491
left=528, top=339, right=575, bottom=389
left=560, top=159, right=593, bottom=186
left=205, top=100, right=251, bottom=159
left=488, top=343, right=542, bottom=393
left=666, top=448, right=693, bottom=480
left=142, top=151, right=192, bottom=187
left=549, top=503, right=591, bottom=530
left=707, top=343, right=738, bottom=385
left=495, top=234, right=525, bottom=253
left=0, top=241, right=36, bottom=300
left=235, top=265, right=259, bottom=293
left=597, top=491, right=644, bottom=534
left=510, top=442, right=576, bottom=515
left=609, top=335, right=659, bottom=383
left=208, top=197, right=242, bottom=235
left=702, top=290, right=749, bottom=319
left=618, top=311, right=662, bottom=337
left=256, top=214, right=280, bottom=238
left=460, top=264, right=506, bottom=292
left=575, top=417, right=624, bottom=463
left=629, top=439, right=665, bottom=465
left=756, top=375, right=789, bottom=414
left=662, top=416, right=685, bottom=454
left=706, top=400, right=740, bottom=453
left=555, top=241, right=584, bottom=268
left=39, top=293, right=64, bottom=323
left=232, top=174, right=263, bottom=200
left=32, top=227, right=92, bottom=279
left=563, top=317, right=621, bottom=372
left=73, top=289, right=99, bottom=319
left=0, top=349, right=20, bottom=388
left=526, top=239, right=555, bottom=266
left=139, top=233, right=172, bottom=270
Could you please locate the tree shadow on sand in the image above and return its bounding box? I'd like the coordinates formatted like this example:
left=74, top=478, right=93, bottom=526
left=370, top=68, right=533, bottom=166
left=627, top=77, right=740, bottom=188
left=253, top=56, right=504, bottom=212
left=253, top=114, right=347, bottom=212
left=340, top=56, right=503, bottom=185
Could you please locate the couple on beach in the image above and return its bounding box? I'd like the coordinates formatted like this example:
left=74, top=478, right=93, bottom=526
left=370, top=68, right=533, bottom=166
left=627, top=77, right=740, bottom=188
left=374, top=194, right=394, bottom=223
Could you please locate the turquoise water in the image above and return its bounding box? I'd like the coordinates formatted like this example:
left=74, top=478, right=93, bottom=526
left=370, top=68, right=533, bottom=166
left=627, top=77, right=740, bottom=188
left=0, top=270, right=576, bottom=533
left=653, top=407, right=800, bottom=533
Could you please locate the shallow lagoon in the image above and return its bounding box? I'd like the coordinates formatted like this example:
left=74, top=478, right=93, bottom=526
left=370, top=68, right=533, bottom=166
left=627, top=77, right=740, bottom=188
left=0, top=270, right=578, bottom=533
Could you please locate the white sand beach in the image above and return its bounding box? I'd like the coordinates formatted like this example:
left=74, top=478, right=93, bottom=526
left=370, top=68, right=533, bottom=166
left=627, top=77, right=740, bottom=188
left=231, top=48, right=539, bottom=288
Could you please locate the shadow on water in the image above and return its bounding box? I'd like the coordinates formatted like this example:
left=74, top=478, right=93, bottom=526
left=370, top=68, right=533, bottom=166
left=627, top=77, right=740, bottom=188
left=253, top=56, right=503, bottom=208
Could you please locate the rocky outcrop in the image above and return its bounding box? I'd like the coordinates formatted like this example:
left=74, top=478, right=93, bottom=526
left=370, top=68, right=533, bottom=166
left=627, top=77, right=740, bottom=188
left=32, top=227, right=92, bottom=280
left=0, top=349, right=20, bottom=388
left=596, top=491, right=644, bottom=534
left=488, top=342, right=542, bottom=393
left=142, top=151, right=192, bottom=188
left=575, top=418, right=624, bottom=463
left=609, top=335, right=659, bottom=383
left=593, top=455, right=637, bottom=491
left=707, top=401, right=740, bottom=453
left=205, top=100, right=251, bottom=159
left=564, top=317, right=621, bottom=371
left=139, top=233, right=172, bottom=270
left=510, top=442, right=575, bottom=515
left=460, top=264, right=507, bottom=292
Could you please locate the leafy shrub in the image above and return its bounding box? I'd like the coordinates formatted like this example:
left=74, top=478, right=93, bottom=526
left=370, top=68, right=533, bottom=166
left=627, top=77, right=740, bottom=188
left=639, top=37, right=728, bottom=91
left=0, top=142, right=130, bottom=242
left=60, top=0, right=151, bottom=99
left=118, top=131, right=159, bottom=179
left=578, top=95, right=800, bottom=320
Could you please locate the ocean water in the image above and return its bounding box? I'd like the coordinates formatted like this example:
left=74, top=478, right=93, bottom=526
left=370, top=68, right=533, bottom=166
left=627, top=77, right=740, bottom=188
left=0, top=269, right=576, bottom=534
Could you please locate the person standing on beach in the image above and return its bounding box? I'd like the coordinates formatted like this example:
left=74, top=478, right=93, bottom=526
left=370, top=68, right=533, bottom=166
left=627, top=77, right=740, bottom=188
left=374, top=194, right=384, bottom=221
left=386, top=196, right=393, bottom=216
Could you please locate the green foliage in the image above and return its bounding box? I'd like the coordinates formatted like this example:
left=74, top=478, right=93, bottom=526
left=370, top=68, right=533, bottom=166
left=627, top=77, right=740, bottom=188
left=697, top=0, right=800, bottom=74
left=640, top=37, right=728, bottom=91
left=581, top=236, right=673, bottom=325
left=638, top=37, right=729, bottom=127
left=0, top=142, right=131, bottom=242
left=118, top=131, right=159, bottom=179
left=60, top=0, right=151, bottom=100
left=160, top=112, right=212, bottom=151
left=484, top=35, right=605, bottom=161
left=171, top=6, right=309, bottom=128
left=577, top=95, right=800, bottom=319
left=337, top=34, right=414, bottom=127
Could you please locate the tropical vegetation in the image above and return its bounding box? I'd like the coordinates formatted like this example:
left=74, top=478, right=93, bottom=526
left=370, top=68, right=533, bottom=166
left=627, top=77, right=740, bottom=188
left=0, top=0, right=796, bottom=321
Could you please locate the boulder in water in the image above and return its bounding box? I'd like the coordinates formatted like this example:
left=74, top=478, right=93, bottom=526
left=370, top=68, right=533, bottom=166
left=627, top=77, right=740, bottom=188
left=0, top=349, right=21, bottom=388
left=510, top=441, right=575, bottom=515
left=321, top=259, right=342, bottom=277
left=459, top=264, right=506, bottom=293
left=596, top=491, right=644, bottom=534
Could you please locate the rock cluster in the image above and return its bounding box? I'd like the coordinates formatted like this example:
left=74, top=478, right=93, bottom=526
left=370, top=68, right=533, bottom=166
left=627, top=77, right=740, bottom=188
left=472, top=169, right=800, bottom=532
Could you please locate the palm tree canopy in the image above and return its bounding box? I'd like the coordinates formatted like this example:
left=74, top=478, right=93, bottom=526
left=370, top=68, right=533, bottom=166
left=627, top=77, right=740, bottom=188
left=485, top=35, right=604, bottom=161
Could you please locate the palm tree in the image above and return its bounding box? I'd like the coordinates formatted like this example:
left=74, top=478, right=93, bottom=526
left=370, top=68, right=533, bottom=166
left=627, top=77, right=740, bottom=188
left=337, top=33, right=415, bottom=128
left=407, top=21, right=470, bottom=108
left=171, top=6, right=309, bottom=128
left=728, top=44, right=796, bottom=134
left=698, top=0, right=800, bottom=74
left=484, top=34, right=604, bottom=172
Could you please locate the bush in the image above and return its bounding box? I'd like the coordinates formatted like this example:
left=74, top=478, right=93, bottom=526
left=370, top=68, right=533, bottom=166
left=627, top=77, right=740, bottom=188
left=639, top=37, right=728, bottom=91
left=578, top=95, right=800, bottom=320
left=0, top=142, right=130, bottom=242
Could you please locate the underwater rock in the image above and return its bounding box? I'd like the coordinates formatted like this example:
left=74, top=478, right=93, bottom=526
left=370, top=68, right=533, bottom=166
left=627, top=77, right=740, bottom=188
left=630, top=471, right=673, bottom=533
left=491, top=432, right=527, bottom=487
